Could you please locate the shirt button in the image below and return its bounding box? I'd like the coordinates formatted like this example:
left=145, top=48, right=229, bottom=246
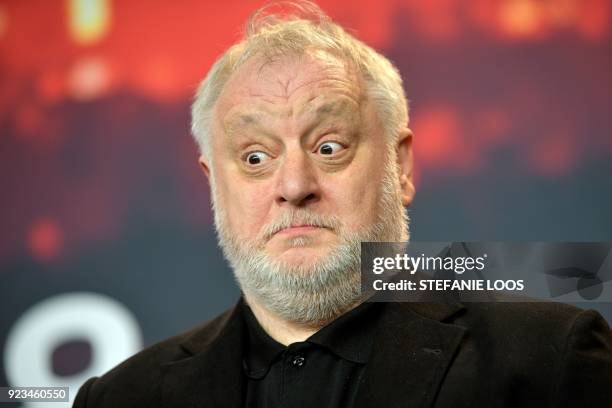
left=291, top=355, right=306, bottom=367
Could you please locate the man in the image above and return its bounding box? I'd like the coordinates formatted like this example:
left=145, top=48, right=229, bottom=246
left=74, top=2, right=612, bottom=407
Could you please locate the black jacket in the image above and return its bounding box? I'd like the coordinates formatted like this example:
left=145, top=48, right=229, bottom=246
left=73, top=300, right=612, bottom=407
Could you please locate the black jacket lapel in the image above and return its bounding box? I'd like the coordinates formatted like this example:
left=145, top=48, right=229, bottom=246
left=354, top=301, right=466, bottom=408
left=160, top=304, right=245, bottom=408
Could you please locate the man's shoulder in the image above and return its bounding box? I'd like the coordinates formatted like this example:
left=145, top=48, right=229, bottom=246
left=400, top=298, right=609, bottom=359
left=407, top=291, right=597, bottom=329
left=423, top=299, right=610, bottom=373
left=462, top=298, right=586, bottom=323
left=460, top=299, right=602, bottom=335
left=426, top=298, right=605, bottom=339
left=107, top=305, right=235, bottom=374
left=432, top=300, right=612, bottom=405
left=73, top=305, right=238, bottom=407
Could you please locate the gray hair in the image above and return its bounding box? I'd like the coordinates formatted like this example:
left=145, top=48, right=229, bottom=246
left=190, top=1, right=409, bottom=162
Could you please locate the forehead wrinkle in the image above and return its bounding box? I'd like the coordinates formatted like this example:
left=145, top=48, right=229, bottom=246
left=219, top=56, right=365, bottom=139
left=256, top=53, right=358, bottom=101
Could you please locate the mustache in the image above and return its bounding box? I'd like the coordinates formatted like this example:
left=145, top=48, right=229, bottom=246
left=257, top=210, right=342, bottom=241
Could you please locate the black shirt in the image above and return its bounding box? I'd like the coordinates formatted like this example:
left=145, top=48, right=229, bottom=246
left=241, top=301, right=383, bottom=408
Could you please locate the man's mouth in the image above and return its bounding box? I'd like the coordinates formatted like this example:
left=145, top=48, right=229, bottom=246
left=276, top=224, right=323, bottom=236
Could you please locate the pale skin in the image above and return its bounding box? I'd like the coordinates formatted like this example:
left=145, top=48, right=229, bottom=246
left=199, top=51, right=415, bottom=345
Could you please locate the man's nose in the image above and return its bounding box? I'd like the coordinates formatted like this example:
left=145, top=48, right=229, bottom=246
left=276, top=149, right=320, bottom=207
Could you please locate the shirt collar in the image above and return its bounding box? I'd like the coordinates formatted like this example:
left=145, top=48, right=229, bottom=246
left=307, top=300, right=381, bottom=364
left=241, top=300, right=285, bottom=379
left=241, top=299, right=383, bottom=378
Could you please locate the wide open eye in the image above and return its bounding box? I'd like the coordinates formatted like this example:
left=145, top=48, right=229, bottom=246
left=244, top=151, right=270, bottom=165
left=317, top=141, right=343, bottom=155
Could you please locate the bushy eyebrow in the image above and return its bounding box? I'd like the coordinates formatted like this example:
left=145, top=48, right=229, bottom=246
left=299, top=99, right=360, bottom=136
left=301, top=99, right=358, bottom=122
left=223, top=112, right=265, bottom=137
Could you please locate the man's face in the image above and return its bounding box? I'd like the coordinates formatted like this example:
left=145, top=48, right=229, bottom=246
left=200, top=51, right=414, bottom=323
left=208, top=52, right=404, bottom=265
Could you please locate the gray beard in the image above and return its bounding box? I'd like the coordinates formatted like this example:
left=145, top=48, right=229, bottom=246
left=210, top=155, right=409, bottom=327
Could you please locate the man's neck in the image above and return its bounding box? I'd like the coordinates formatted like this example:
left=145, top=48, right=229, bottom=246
left=244, top=295, right=320, bottom=345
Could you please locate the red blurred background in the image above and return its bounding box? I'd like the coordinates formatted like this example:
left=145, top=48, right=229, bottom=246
left=1, top=0, right=611, bottom=264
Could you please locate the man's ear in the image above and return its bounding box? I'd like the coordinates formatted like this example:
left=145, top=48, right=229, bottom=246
left=396, top=127, right=415, bottom=207
left=198, top=155, right=211, bottom=183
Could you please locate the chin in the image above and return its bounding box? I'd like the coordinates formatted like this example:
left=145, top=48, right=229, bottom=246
left=271, top=245, right=332, bottom=269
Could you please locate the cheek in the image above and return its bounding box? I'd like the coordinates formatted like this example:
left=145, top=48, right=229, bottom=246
left=322, top=165, right=384, bottom=227
left=334, top=142, right=387, bottom=227
left=217, top=175, right=274, bottom=237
